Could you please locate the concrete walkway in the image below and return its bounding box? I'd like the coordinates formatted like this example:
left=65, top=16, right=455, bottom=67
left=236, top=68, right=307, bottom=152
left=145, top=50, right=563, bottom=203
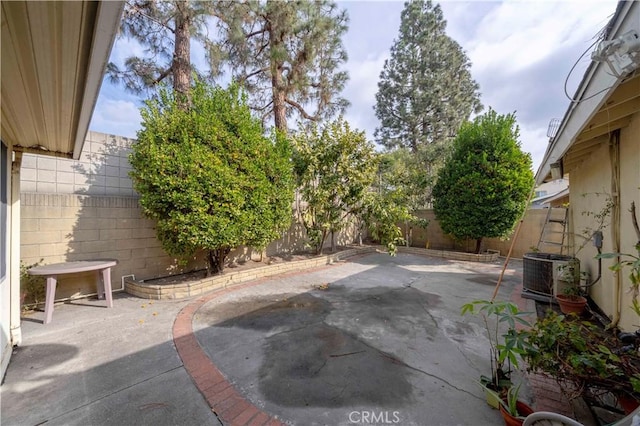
left=1, top=252, right=534, bottom=425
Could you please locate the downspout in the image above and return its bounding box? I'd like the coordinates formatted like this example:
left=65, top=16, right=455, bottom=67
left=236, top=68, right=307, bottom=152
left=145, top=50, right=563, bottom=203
left=9, top=152, right=22, bottom=346
left=609, top=130, right=621, bottom=328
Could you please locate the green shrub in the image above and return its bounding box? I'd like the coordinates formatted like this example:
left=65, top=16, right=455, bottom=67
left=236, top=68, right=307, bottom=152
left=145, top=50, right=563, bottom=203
left=130, top=81, right=295, bottom=274
left=20, top=260, right=45, bottom=310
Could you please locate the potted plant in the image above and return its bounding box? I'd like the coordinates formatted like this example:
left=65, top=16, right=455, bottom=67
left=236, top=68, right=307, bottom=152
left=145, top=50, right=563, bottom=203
left=462, top=300, right=532, bottom=408
left=520, top=311, right=640, bottom=413
left=499, top=383, right=534, bottom=426
left=594, top=201, right=640, bottom=413
left=555, top=263, right=588, bottom=315
left=555, top=287, right=588, bottom=315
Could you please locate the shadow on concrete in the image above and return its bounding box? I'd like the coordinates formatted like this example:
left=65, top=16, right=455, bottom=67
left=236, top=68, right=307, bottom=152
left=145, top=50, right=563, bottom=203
left=193, top=255, right=510, bottom=413
left=1, top=297, right=218, bottom=426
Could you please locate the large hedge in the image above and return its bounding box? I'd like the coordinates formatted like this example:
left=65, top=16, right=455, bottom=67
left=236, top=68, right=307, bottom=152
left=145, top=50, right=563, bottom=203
left=130, top=82, right=295, bottom=274
left=432, top=109, right=534, bottom=253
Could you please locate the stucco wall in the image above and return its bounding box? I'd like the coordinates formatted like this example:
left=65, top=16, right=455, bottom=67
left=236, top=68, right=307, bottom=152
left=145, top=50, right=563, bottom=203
left=570, top=111, right=640, bottom=331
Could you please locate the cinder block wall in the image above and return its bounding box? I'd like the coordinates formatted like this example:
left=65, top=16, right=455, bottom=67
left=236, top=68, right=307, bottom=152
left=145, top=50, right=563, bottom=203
left=404, top=209, right=549, bottom=259
left=21, top=132, right=135, bottom=196
left=20, top=131, right=358, bottom=301
left=20, top=193, right=195, bottom=299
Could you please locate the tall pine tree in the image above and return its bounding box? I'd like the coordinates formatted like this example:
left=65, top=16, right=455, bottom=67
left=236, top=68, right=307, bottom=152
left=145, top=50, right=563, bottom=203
left=107, top=0, right=221, bottom=100
left=214, top=0, right=349, bottom=132
left=374, top=0, right=482, bottom=153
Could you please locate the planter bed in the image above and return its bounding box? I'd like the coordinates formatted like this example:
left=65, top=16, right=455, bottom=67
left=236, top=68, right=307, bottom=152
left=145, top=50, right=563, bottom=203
left=125, top=246, right=376, bottom=300
left=126, top=245, right=500, bottom=300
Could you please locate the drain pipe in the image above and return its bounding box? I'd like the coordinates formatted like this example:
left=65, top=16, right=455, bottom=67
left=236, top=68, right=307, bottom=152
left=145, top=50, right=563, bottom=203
left=120, top=274, right=135, bottom=292
left=609, top=130, right=622, bottom=328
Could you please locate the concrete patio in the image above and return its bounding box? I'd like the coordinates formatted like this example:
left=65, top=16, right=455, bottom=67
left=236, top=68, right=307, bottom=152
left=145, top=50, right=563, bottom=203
left=1, top=251, right=536, bottom=425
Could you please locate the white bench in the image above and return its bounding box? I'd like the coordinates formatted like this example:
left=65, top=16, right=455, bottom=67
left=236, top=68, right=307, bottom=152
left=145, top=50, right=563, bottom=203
left=28, top=260, right=118, bottom=324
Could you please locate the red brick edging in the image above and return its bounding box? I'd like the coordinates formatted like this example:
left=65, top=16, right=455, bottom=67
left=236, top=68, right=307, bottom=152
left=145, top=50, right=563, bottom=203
left=172, top=259, right=365, bottom=425
left=173, top=280, right=285, bottom=426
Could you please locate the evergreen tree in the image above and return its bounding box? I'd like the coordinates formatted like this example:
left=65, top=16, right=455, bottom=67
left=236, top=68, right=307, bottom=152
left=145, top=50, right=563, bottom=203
left=107, top=0, right=221, bottom=100
left=214, top=0, right=349, bottom=132
left=374, top=0, right=482, bottom=153
left=432, top=109, right=534, bottom=253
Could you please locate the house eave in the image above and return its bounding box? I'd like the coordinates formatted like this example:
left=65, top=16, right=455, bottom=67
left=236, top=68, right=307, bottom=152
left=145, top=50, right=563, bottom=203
left=72, top=2, right=124, bottom=160
left=0, top=1, right=124, bottom=160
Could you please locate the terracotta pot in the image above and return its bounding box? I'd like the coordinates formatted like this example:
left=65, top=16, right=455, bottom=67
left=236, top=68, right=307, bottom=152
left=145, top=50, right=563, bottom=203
left=499, top=400, right=534, bottom=426
left=556, top=294, right=587, bottom=315
left=617, top=393, right=640, bottom=415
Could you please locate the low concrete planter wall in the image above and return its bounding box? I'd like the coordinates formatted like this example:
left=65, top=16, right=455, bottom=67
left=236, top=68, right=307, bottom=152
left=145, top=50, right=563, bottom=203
left=125, top=245, right=500, bottom=300
left=398, top=246, right=499, bottom=262
left=125, top=246, right=377, bottom=300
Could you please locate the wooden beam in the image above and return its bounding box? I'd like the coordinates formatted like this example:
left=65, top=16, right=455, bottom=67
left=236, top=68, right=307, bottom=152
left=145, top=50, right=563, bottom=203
left=599, top=74, right=640, bottom=110
left=564, top=153, right=589, bottom=174
left=576, top=116, right=632, bottom=143
left=564, top=137, right=609, bottom=173
left=569, top=135, right=607, bottom=157
left=586, top=97, right=640, bottom=130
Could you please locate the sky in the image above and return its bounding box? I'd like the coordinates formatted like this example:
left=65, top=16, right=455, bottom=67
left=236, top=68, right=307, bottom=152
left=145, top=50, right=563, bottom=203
left=89, top=0, right=619, bottom=172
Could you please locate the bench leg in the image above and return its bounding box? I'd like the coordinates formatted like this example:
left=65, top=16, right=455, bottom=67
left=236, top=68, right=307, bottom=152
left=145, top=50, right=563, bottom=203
left=44, top=276, right=57, bottom=324
left=102, top=268, right=113, bottom=308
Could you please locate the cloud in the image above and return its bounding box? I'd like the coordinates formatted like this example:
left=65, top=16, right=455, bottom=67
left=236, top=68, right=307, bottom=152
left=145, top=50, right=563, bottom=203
left=108, top=37, right=147, bottom=66
left=342, top=53, right=388, bottom=141
left=519, top=125, right=552, bottom=172
left=339, top=1, right=404, bottom=144
left=90, top=98, right=142, bottom=139
left=464, top=1, right=614, bottom=75
left=456, top=0, right=618, bottom=170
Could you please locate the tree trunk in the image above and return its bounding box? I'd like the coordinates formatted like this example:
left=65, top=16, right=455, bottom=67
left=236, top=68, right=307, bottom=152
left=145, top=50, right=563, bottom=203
left=206, top=250, right=216, bottom=277
left=217, top=248, right=227, bottom=273
left=173, top=0, right=191, bottom=106
left=207, top=248, right=230, bottom=276
left=331, top=231, right=335, bottom=252
left=475, top=237, right=483, bottom=254
left=317, top=230, right=327, bottom=255
left=268, top=9, right=287, bottom=133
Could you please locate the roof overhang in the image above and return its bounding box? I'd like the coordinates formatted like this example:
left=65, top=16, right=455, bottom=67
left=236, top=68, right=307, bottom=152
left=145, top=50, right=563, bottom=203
left=1, top=1, right=123, bottom=160
left=536, top=0, right=640, bottom=185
